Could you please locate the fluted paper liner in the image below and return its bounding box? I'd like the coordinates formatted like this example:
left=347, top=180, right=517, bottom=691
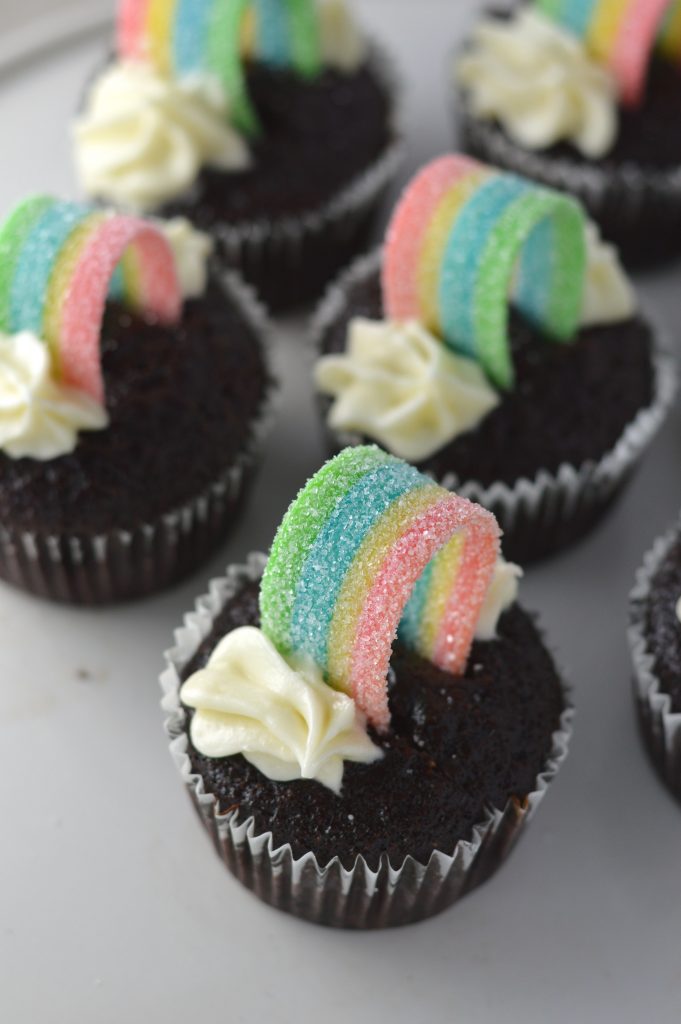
left=629, top=525, right=681, bottom=799
left=310, top=250, right=676, bottom=564
left=161, top=554, right=573, bottom=930
left=0, top=271, right=278, bottom=604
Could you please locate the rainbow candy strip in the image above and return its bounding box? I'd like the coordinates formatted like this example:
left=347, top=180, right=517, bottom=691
left=535, top=0, right=678, bottom=106
left=0, top=197, right=181, bottom=403
left=117, top=0, right=323, bottom=135
left=259, top=446, right=500, bottom=733
left=382, top=155, right=586, bottom=391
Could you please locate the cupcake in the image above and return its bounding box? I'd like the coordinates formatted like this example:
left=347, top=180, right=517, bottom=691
left=0, top=197, right=274, bottom=604
left=454, top=3, right=681, bottom=267
left=312, top=155, right=674, bottom=564
left=630, top=521, right=681, bottom=800
left=73, top=0, right=402, bottom=311
left=161, top=445, right=572, bottom=929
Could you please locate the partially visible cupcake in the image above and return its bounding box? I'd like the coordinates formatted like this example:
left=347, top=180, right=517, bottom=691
left=312, top=155, right=674, bottom=564
left=454, top=3, right=681, bottom=267
left=630, top=521, right=681, bottom=800
left=162, top=445, right=572, bottom=929
left=0, top=197, right=274, bottom=603
left=73, top=0, right=402, bottom=311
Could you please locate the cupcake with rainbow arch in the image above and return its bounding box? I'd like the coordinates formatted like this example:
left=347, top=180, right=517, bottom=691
left=313, top=154, right=673, bottom=564
left=0, top=195, right=274, bottom=603
left=162, top=444, right=572, bottom=928
left=454, top=0, right=681, bottom=267
left=74, top=0, right=402, bottom=310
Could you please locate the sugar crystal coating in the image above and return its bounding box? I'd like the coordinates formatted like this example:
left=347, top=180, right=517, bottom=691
left=535, top=0, right=677, bottom=107
left=260, top=446, right=500, bottom=732
left=0, top=196, right=181, bottom=402
left=382, top=154, right=587, bottom=390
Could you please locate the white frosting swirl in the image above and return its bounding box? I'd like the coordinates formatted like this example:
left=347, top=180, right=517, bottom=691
left=581, top=223, right=636, bottom=326
left=320, top=0, right=367, bottom=72
left=457, top=10, right=617, bottom=158
left=0, top=332, right=108, bottom=460
left=180, top=626, right=382, bottom=794
left=158, top=218, right=214, bottom=299
left=315, top=318, right=499, bottom=462
left=475, top=560, right=522, bottom=641
left=74, top=62, right=251, bottom=213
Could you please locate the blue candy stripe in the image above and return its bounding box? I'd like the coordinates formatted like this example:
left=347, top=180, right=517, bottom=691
left=173, top=0, right=214, bottom=75
left=515, top=216, right=554, bottom=329
left=558, top=0, right=595, bottom=35
left=255, top=0, right=290, bottom=65
left=9, top=200, right=88, bottom=336
left=438, top=175, right=528, bottom=360
left=398, top=559, right=435, bottom=650
left=289, top=462, right=427, bottom=668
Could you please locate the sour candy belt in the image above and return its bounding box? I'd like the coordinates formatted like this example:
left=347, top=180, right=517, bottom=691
left=0, top=197, right=181, bottom=402
left=382, top=155, right=586, bottom=390
left=259, top=446, right=500, bottom=733
left=535, top=0, right=679, bottom=106
left=117, top=0, right=323, bottom=135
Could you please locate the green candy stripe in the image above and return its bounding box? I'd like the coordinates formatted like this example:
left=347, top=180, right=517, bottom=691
left=286, top=0, right=322, bottom=77
left=259, top=446, right=395, bottom=656
left=207, top=0, right=259, bottom=137
left=0, top=196, right=54, bottom=334
left=472, top=190, right=586, bottom=389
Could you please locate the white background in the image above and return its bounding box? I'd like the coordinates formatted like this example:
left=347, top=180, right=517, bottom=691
left=2, top=1, right=681, bottom=1021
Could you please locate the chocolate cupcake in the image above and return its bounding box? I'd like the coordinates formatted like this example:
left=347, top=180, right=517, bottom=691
left=312, top=155, right=674, bottom=564
left=0, top=198, right=274, bottom=603
left=73, top=0, right=402, bottom=311
left=454, top=3, right=681, bottom=267
left=630, top=521, right=681, bottom=800
left=162, top=446, right=572, bottom=929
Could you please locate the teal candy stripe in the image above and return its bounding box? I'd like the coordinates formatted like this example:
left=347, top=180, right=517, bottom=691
left=516, top=217, right=554, bottom=329
left=289, top=462, right=427, bottom=668
left=108, top=263, right=125, bottom=302
left=535, top=0, right=596, bottom=36
left=255, top=0, right=290, bottom=65
left=398, top=558, right=435, bottom=650
left=439, top=175, right=527, bottom=360
left=173, top=0, right=214, bottom=76
left=260, top=446, right=395, bottom=655
left=10, top=201, right=87, bottom=336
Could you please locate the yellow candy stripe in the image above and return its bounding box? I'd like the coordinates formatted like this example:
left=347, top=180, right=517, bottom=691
left=42, top=212, right=108, bottom=369
left=146, top=0, right=178, bottom=75
left=659, top=4, right=681, bottom=58
left=586, top=0, right=628, bottom=63
left=419, top=532, right=465, bottom=659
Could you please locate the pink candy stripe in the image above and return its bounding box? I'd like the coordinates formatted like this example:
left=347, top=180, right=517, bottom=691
left=117, top=0, right=151, bottom=59
left=382, top=154, right=480, bottom=322
left=349, top=496, right=499, bottom=733
left=611, top=0, right=672, bottom=106
left=59, top=217, right=181, bottom=402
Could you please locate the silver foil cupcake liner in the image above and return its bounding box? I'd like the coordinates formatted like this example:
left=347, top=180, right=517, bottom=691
left=309, top=249, right=677, bottom=564
left=161, top=554, right=574, bottom=930
left=454, top=83, right=681, bottom=268
left=211, top=45, right=404, bottom=312
left=629, top=525, right=681, bottom=799
left=0, top=271, right=278, bottom=605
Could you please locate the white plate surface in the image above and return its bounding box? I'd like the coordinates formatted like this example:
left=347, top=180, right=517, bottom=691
left=2, top=2, right=681, bottom=1021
